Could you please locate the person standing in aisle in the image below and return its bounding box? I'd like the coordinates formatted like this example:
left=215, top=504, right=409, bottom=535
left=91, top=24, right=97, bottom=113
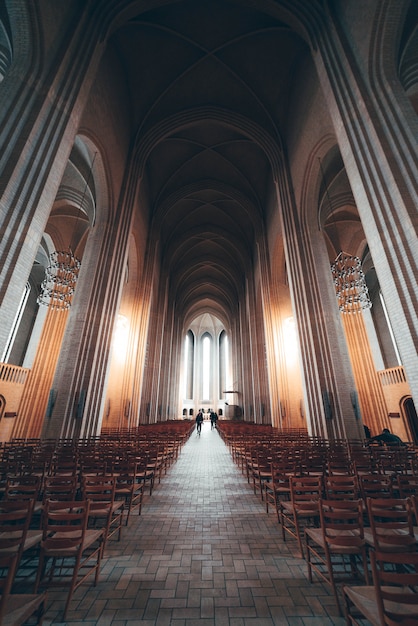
left=196, top=410, right=203, bottom=434
left=210, top=410, right=218, bottom=430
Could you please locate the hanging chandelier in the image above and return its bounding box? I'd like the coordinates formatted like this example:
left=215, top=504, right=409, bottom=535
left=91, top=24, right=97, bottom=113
left=331, top=251, right=372, bottom=314
left=37, top=249, right=81, bottom=310
left=37, top=152, right=96, bottom=311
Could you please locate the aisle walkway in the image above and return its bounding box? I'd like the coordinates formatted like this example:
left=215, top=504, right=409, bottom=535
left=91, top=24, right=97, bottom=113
left=45, top=422, right=346, bottom=625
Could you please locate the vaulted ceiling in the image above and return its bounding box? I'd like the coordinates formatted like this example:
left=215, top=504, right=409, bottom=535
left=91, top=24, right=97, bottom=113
left=108, top=0, right=310, bottom=325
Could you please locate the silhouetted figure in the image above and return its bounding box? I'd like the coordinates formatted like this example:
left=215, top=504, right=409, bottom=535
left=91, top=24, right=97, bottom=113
left=196, top=411, right=203, bottom=434
left=210, top=411, right=218, bottom=430
left=369, top=428, right=405, bottom=446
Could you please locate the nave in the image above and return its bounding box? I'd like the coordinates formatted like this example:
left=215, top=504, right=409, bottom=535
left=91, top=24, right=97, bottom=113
left=40, top=422, right=345, bottom=625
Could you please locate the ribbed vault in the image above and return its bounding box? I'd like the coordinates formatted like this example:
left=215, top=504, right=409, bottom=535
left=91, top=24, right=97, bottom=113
left=107, top=0, right=309, bottom=326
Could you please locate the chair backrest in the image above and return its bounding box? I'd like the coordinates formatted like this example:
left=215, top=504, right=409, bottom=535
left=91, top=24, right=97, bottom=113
left=324, top=474, right=359, bottom=500
left=367, top=497, right=416, bottom=552
left=5, top=475, right=41, bottom=501
left=351, top=449, right=375, bottom=474
left=41, top=500, right=90, bottom=551
left=397, top=475, right=418, bottom=499
left=114, top=460, right=137, bottom=485
left=270, top=460, right=298, bottom=483
left=319, top=499, right=365, bottom=548
left=81, top=475, right=116, bottom=503
left=370, top=549, right=418, bottom=625
left=360, top=473, right=394, bottom=500
left=43, top=475, right=78, bottom=502
left=290, top=475, right=323, bottom=505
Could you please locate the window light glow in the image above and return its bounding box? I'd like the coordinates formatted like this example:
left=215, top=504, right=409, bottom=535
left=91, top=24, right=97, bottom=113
left=379, top=292, right=402, bottom=366
left=183, top=334, right=189, bottom=397
left=202, top=336, right=210, bottom=399
left=283, top=316, right=298, bottom=364
left=113, top=315, right=129, bottom=361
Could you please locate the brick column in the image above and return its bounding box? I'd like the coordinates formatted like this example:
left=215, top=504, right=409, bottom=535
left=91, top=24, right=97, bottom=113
left=0, top=4, right=105, bottom=357
left=312, top=1, right=418, bottom=406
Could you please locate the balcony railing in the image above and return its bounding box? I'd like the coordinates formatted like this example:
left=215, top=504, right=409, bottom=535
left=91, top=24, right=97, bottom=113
left=0, top=363, right=29, bottom=385
left=378, top=366, right=407, bottom=387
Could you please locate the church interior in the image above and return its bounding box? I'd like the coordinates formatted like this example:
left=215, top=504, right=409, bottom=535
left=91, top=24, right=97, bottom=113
left=0, top=0, right=417, bottom=622
left=0, top=0, right=417, bottom=444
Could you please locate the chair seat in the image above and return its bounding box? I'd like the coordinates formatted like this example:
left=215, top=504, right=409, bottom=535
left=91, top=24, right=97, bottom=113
left=364, top=528, right=417, bottom=551
left=88, top=501, right=124, bottom=517
left=1, top=592, right=47, bottom=626
left=281, top=501, right=318, bottom=516
left=0, top=530, right=43, bottom=553
left=306, top=527, right=364, bottom=554
left=344, top=584, right=418, bottom=625
left=23, top=530, right=43, bottom=552
left=42, top=528, right=104, bottom=556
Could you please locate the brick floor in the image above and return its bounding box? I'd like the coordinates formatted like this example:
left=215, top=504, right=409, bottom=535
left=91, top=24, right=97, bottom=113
left=43, top=422, right=348, bottom=625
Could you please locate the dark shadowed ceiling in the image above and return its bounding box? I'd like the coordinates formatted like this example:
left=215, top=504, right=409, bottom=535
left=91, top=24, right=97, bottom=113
left=109, top=0, right=310, bottom=325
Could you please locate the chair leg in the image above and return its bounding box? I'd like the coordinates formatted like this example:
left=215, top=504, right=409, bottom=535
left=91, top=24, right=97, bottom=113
left=305, top=534, right=313, bottom=583
left=294, top=515, right=304, bottom=557
left=324, top=550, right=343, bottom=616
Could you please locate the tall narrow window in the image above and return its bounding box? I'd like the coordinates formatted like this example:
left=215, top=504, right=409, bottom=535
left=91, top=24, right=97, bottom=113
left=379, top=292, right=402, bottom=366
left=219, top=331, right=229, bottom=395
left=184, top=330, right=194, bottom=399
left=202, top=334, right=211, bottom=400
left=1, top=282, right=30, bottom=362
left=0, top=12, right=13, bottom=83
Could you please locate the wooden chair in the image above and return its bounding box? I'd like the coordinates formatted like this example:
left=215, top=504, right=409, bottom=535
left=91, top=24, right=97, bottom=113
left=327, top=445, right=351, bottom=475
left=113, top=460, right=144, bottom=524
left=324, top=474, right=360, bottom=501
left=350, top=449, right=375, bottom=475
left=301, top=448, right=326, bottom=476
left=5, top=475, right=42, bottom=502
left=49, top=450, right=79, bottom=478
left=81, top=475, right=123, bottom=547
left=265, top=459, right=297, bottom=522
left=251, top=449, right=272, bottom=508
left=359, top=473, right=394, bottom=501
left=4, top=475, right=43, bottom=520
left=343, top=549, right=418, bottom=625
left=279, top=475, right=322, bottom=557
left=146, top=446, right=165, bottom=487
left=34, top=499, right=104, bottom=620
left=244, top=445, right=259, bottom=484
left=0, top=499, right=47, bottom=625
left=397, top=475, right=418, bottom=499
left=42, top=475, right=78, bottom=503
left=134, top=454, right=155, bottom=496
left=79, top=456, right=107, bottom=477
left=305, top=499, right=369, bottom=615
left=364, top=497, right=416, bottom=553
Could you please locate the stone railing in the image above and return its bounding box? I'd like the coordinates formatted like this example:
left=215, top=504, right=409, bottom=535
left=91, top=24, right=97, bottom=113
left=378, top=366, right=407, bottom=387
left=0, top=363, right=29, bottom=385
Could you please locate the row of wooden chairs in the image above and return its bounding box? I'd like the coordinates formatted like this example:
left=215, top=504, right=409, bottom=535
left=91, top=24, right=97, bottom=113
left=270, top=476, right=418, bottom=623
left=1, top=424, right=193, bottom=482
left=242, top=442, right=417, bottom=485
left=1, top=442, right=177, bottom=488
left=0, top=463, right=151, bottom=622
left=304, top=495, right=418, bottom=621
left=0, top=497, right=103, bottom=623
left=2, top=462, right=145, bottom=525
left=0, top=499, right=47, bottom=625
left=0, top=423, right=194, bottom=621
left=219, top=425, right=418, bottom=623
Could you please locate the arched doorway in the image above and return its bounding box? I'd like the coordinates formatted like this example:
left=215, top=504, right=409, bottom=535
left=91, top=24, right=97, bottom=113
left=403, top=397, right=418, bottom=444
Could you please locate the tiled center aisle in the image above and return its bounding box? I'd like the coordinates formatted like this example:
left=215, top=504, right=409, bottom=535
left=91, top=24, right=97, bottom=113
left=46, top=423, right=346, bottom=625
